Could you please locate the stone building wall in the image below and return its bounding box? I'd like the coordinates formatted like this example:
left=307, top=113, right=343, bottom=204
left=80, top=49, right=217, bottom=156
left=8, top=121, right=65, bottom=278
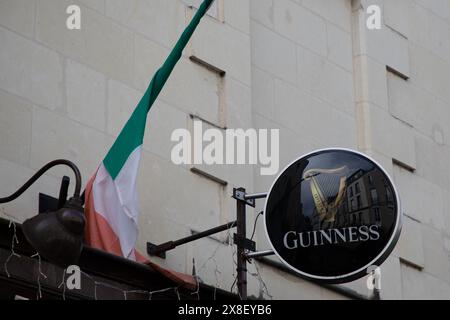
left=1, top=0, right=449, bottom=299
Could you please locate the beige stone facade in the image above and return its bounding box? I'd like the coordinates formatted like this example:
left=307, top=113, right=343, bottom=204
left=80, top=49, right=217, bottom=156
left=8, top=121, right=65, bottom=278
left=1, top=0, right=450, bottom=299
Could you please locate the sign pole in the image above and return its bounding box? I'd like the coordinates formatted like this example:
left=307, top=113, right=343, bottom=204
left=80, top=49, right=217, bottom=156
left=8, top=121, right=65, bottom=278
left=236, top=187, right=248, bottom=300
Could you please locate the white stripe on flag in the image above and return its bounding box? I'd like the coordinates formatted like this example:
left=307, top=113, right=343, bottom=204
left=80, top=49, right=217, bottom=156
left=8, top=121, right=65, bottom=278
left=92, top=146, right=142, bottom=259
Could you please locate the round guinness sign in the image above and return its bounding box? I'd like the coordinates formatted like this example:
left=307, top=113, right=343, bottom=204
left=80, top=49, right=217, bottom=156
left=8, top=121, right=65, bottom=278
left=264, top=148, right=401, bottom=284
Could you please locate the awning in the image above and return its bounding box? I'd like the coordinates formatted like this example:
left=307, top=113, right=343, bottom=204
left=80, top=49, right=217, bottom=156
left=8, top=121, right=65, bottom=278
left=0, top=217, right=238, bottom=300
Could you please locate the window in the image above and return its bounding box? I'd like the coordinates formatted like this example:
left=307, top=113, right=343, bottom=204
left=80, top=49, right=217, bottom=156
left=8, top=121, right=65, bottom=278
left=374, top=208, right=381, bottom=222
left=355, top=182, right=360, bottom=194
left=349, top=186, right=353, bottom=197
left=371, top=189, right=378, bottom=204
left=357, top=195, right=361, bottom=209
left=368, top=175, right=374, bottom=185
left=386, top=186, right=393, bottom=202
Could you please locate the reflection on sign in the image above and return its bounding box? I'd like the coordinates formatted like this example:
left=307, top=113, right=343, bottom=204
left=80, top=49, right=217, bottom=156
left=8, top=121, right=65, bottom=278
left=264, top=149, right=401, bottom=284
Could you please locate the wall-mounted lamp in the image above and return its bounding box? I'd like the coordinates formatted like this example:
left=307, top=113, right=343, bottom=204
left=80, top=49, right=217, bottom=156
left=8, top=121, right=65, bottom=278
left=0, top=160, right=85, bottom=267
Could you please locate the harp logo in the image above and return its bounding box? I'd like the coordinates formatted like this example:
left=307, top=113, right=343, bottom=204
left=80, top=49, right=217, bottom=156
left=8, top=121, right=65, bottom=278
left=303, top=166, right=348, bottom=223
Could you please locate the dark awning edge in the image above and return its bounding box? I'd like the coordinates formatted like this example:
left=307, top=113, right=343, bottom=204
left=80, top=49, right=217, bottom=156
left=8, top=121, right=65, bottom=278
left=0, top=217, right=238, bottom=300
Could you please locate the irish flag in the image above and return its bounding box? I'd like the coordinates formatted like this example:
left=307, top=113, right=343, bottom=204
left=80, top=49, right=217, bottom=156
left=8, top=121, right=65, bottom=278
left=84, top=0, right=214, bottom=262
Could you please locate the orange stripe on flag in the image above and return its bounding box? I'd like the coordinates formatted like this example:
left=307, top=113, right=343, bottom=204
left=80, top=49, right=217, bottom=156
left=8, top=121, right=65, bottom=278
left=84, top=173, right=122, bottom=255
left=84, top=174, right=197, bottom=289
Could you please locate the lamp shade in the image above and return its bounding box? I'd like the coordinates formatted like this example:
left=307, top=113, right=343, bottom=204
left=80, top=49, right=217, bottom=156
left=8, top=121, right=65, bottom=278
left=22, top=197, right=85, bottom=267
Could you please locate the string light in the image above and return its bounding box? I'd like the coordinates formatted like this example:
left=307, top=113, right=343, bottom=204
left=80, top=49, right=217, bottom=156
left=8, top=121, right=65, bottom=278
left=190, top=275, right=201, bottom=300
left=0, top=214, right=272, bottom=300
left=0, top=245, right=185, bottom=300
left=79, top=270, right=187, bottom=301
left=195, top=232, right=224, bottom=299
left=192, top=220, right=240, bottom=300
left=57, top=268, right=67, bottom=300
left=226, top=221, right=238, bottom=295
left=250, top=261, right=273, bottom=300
left=4, top=220, right=20, bottom=278
left=246, top=211, right=273, bottom=300
left=30, top=253, right=48, bottom=299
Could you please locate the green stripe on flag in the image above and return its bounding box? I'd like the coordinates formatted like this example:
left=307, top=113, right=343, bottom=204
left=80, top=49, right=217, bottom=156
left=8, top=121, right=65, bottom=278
left=104, top=0, right=214, bottom=180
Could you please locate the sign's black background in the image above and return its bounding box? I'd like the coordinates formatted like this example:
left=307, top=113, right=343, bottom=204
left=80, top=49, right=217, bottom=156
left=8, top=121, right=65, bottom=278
left=265, top=150, right=399, bottom=282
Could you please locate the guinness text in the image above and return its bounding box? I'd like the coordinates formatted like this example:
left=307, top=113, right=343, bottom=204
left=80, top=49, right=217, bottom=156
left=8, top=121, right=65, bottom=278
left=283, top=225, right=380, bottom=249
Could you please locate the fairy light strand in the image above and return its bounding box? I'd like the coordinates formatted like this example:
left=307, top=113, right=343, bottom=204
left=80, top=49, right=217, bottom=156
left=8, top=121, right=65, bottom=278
left=0, top=214, right=272, bottom=300
left=0, top=247, right=188, bottom=300
left=251, top=261, right=273, bottom=300
left=247, top=211, right=273, bottom=300
left=4, top=221, right=21, bottom=278
left=30, top=253, right=48, bottom=299
left=57, top=268, right=67, bottom=300
left=193, top=220, right=238, bottom=299
left=190, top=275, right=201, bottom=300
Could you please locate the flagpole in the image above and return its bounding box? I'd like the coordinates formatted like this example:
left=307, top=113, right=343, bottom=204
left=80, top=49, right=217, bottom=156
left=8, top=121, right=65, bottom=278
left=103, top=0, right=215, bottom=176
left=143, top=0, right=215, bottom=111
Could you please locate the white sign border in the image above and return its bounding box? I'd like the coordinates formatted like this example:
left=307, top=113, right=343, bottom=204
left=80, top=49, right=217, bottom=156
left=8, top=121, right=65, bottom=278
left=263, top=148, right=402, bottom=284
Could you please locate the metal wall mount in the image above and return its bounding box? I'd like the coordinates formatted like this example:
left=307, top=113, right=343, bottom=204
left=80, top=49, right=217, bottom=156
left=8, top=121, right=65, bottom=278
left=146, top=187, right=271, bottom=300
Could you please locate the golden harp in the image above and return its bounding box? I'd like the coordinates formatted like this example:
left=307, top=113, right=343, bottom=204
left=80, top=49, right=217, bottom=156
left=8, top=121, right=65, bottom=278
left=303, top=166, right=348, bottom=223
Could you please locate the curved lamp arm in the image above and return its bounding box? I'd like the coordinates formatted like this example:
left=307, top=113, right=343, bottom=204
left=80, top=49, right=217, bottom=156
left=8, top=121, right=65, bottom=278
left=0, top=159, right=82, bottom=204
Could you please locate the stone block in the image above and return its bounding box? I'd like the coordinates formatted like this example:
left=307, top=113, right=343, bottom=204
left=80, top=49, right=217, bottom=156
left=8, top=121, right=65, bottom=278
left=224, top=0, right=250, bottom=34
left=367, top=27, right=410, bottom=79
left=30, top=106, right=112, bottom=184
left=188, top=8, right=251, bottom=85
left=395, top=216, right=425, bottom=268
left=138, top=151, right=223, bottom=231
left=66, top=59, right=106, bottom=130
left=384, top=0, right=411, bottom=37
left=251, top=21, right=297, bottom=84
left=302, top=0, right=352, bottom=33
left=393, top=163, right=444, bottom=229
left=387, top=71, right=437, bottom=135
left=250, top=0, right=274, bottom=29
left=368, top=105, right=416, bottom=169
left=327, top=22, right=353, bottom=72
left=78, top=0, right=105, bottom=13
left=401, top=262, right=450, bottom=299
left=297, top=45, right=354, bottom=115
left=37, top=0, right=134, bottom=85
left=409, top=44, right=450, bottom=105
left=422, top=225, right=450, bottom=283
left=274, top=0, right=327, bottom=56
left=0, top=89, right=32, bottom=166
left=105, top=0, right=185, bottom=48
left=0, top=27, right=63, bottom=110
left=0, top=0, right=35, bottom=37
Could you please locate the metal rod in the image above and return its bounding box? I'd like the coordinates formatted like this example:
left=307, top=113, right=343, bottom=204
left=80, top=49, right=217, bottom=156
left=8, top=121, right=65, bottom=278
left=244, top=192, right=268, bottom=200
left=0, top=159, right=82, bottom=203
left=57, top=176, right=70, bottom=209
left=175, top=221, right=236, bottom=247
left=148, top=221, right=237, bottom=256
left=236, top=188, right=248, bottom=300
left=245, top=250, right=274, bottom=259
